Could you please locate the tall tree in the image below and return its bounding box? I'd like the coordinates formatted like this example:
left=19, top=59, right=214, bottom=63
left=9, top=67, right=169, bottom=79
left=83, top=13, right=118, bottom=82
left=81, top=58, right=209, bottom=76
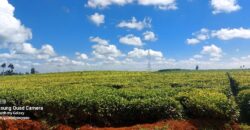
left=195, top=65, right=199, bottom=71
left=1, top=63, right=6, bottom=75
left=31, top=68, right=36, bottom=74
left=8, top=63, right=14, bottom=73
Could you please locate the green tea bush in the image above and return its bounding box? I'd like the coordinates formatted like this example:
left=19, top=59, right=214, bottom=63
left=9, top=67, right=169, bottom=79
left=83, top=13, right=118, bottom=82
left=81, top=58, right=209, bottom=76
left=176, top=89, right=239, bottom=121
left=2, top=87, right=183, bottom=126
left=0, top=71, right=239, bottom=126
left=230, top=71, right=250, bottom=123
left=238, top=89, right=250, bottom=122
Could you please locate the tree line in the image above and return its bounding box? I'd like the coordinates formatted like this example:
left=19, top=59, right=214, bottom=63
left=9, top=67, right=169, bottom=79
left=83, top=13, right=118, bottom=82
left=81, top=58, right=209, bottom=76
left=1, top=63, right=38, bottom=76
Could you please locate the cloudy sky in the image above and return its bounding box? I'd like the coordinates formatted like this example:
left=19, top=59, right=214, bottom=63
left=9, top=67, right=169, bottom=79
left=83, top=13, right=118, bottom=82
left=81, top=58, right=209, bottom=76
left=0, top=0, right=250, bottom=72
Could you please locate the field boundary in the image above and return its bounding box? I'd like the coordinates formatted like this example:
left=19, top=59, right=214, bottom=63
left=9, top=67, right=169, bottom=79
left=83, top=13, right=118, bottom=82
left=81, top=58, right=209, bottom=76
left=227, top=72, right=239, bottom=97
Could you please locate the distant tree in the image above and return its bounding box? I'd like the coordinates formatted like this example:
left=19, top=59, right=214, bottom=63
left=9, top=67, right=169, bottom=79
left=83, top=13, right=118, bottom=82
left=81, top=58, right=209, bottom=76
left=5, top=70, right=13, bottom=75
left=1, top=63, right=6, bottom=75
left=195, top=65, right=199, bottom=71
left=8, top=63, right=14, bottom=73
left=31, top=68, right=36, bottom=74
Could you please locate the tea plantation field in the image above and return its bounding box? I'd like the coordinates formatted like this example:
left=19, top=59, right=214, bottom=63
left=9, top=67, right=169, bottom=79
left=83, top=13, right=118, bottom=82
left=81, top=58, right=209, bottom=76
left=0, top=70, right=249, bottom=127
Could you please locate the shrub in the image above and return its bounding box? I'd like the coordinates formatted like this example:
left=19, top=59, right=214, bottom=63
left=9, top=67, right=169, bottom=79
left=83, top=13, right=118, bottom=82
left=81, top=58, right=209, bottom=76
left=176, top=89, right=239, bottom=121
left=13, top=87, right=183, bottom=126
left=238, top=89, right=250, bottom=123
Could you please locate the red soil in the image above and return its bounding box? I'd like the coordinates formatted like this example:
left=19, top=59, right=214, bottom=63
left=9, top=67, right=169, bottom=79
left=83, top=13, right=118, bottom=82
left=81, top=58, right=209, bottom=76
left=0, top=119, right=47, bottom=130
left=78, top=120, right=240, bottom=130
left=0, top=119, right=241, bottom=130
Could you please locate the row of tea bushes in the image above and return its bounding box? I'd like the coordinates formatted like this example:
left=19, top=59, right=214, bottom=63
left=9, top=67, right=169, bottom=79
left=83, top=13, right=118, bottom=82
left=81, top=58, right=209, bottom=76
left=230, top=71, right=250, bottom=123
left=0, top=86, right=239, bottom=126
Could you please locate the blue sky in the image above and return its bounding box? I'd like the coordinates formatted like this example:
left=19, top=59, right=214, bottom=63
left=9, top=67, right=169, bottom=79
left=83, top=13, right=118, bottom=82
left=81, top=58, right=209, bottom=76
left=1, top=0, right=250, bottom=72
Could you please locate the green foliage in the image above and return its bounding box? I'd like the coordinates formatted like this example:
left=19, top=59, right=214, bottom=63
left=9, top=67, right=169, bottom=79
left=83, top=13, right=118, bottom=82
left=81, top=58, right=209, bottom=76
left=230, top=71, right=250, bottom=123
left=238, top=90, right=250, bottom=122
left=0, top=71, right=240, bottom=125
left=176, top=89, right=239, bottom=120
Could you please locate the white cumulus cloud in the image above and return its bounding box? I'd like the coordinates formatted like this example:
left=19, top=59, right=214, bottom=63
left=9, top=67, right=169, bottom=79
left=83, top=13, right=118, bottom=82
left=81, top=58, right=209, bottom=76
left=128, top=48, right=163, bottom=60
left=119, top=34, right=143, bottom=46
left=211, top=0, right=241, bottom=14
left=0, top=0, right=32, bottom=49
left=14, top=43, right=37, bottom=54
left=201, top=44, right=223, bottom=60
left=0, top=0, right=61, bottom=73
left=212, top=28, right=250, bottom=40
left=0, top=0, right=57, bottom=59
left=186, top=38, right=200, bottom=45
left=40, top=44, right=56, bottom=56
left=117, top=17, right=151, bottom=30
left=75, top=52, right=89, bottom=60
left=143, top=31, right=157, bottom=41
left=87, top=0, right=134, bottom=8
left=90, top=37, right=123, bottom=61
left=138, top=0, right=177, bottom=10
left=89, top=36, right=109, bottom=45
left=186, top=28, right=210, bottom=45
left=86, top=0, right=177, bottom=10
left=89, top=13, right=105, bottom=26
